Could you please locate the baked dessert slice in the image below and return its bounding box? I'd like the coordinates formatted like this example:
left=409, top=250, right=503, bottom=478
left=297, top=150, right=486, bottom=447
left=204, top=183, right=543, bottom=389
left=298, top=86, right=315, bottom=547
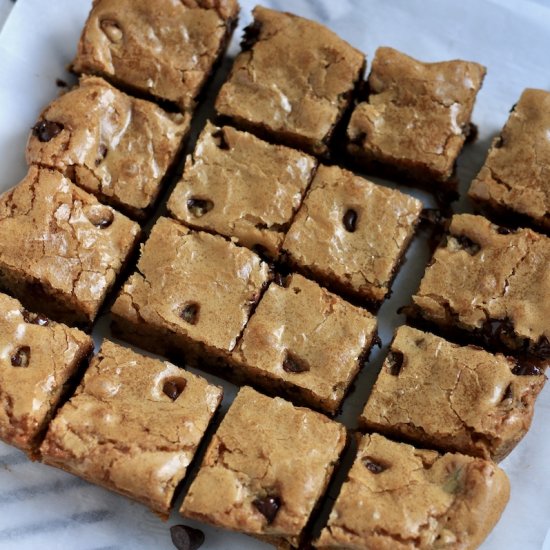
left=282, top=164, right=423, bottom=307
left=469, top=88, right=550, bottom=231
left=315, top=433, right=510, bottom=550
left=0, top=293, right=93, bottom=457
left=40, top=340, right=223, bottom=517
left=111, top=217, right=270, bottom=368
left=408, top=214, right=550, bottom=362
left=72, top=0, right=239, bottom=112
left=180, top=386, right=346, bottom=548
left=347, top=47, right=486, bottom=191
left=0, top=167, right=140, bottom=327
left=360, top=326, right=546, bottom=461
left=167, top=122, right=317, bottom=258
left=215, top=6, right=365, bottom=156
left=27, top=76, right=191, bottom=220
left=232, top=273, right=378, bottom=414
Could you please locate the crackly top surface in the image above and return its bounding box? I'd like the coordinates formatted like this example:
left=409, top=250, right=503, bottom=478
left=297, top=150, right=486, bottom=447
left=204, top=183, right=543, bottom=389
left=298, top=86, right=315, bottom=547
left=234, top=274, right=377, bottom=413
left=111, top=217, right=270, bottom=352
left=26, top=76, right=190, bottom=217
left=347, top=47, right=486, bottom=183
left=412, top=214, right=550, bottom=351
left=282, top=164, right=423, bottom=303
left=40, top=340, right=223, bottom=514
left=215, top=5, right=365, bottom=154
left=315, top=433, right=510, bottom=550
left=181, top=386, right=346, bottom=544
left=0, top=167, right=140, bottom=323
left=469, top=88, right=550, bottom=229
left=0, top=293, right=92, bottom=454
left=72, top=0, right=239, bottom=111
left=361, top=326, right=546, bottom=461
left=167, top=122, right=317, bottom=257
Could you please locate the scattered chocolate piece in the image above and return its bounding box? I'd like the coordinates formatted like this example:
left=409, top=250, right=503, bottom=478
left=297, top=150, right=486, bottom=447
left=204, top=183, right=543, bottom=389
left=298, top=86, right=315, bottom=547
left=343, top=208, right=358, bottom=232
left=253, top=495, right=281, bottom=524
left=512, top=360, right=542, bottom=377
left=180, top=302, right=200, bottom=325
left=21, top=309, right=50, bottom=326
left=386, top=351, right=404, bottom=376
left=32, top=120, right=63, bottom=142
left=362, top=457, right=387, bottom=473
left=163, top=379, right=187, bottom=401
left=170, top=524, right=205, bottom=550
left=187, top=198, right=214, bottom=217
left=11, top=346, right=31, bottom=368
left=282, top=352, right=309, bottom=374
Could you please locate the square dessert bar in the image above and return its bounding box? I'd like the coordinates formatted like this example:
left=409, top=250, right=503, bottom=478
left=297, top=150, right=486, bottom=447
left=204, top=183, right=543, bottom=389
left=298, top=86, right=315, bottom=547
left=181, top=386, right=346, bottom=547
left=469, top=88, right=550, bottom=230
left=233, top=274, right=378, bottom=414
left=409, top=214, right=550, bottom=360
left=41, top=340, right=223, bottom=516
left=72, top=0, right=239, bottom=112
left=0, top=167, right=140, bottom=327
left=167, top=122, right=317, bottom=258
left=27, top=76, right=191, bottom=220
left=282, top=165, right=423, bottom=306
left=347, top=47, right=486, bottom=189
left=315, top=433, right=510, bottom=550
left=0, top=293, right=93, bottom=457
left=111, top=217, right=270, bottom=367
left=360, top=326, right=546, bottom=461
left=215, top=6, right=365, bottom=156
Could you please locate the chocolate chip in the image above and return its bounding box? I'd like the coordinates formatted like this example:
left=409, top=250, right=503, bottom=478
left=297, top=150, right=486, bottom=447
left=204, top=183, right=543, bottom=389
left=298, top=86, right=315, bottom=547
left=512, top=360, right=543, bottom=377
left=11, top=346, right=31, bottom=368
left=180, top=302, right=199, bottom=325
left=501, top=383, right=513, bottom=402
left=56, top=78, right=68, bottom=88
left=451, top=234, right=481, bottom=255
left=534, top=336, right=550, bottom=359
left=493, top=136, right=504, bottom=149
left=187, top=198, right=213, bottom=217
left=100, top=19, right=123, bottom=43
left=362, top=457, right=387, bottom=473
left=163, top=378, right=187, bottom=401
left=343, top=209, right=358, bottom=232
left=482, top=318, right=515, bottom=347
left=253, top=496, right=280, bottom=524
left=83, top=204, right=114, bottom=228
left=95, top=144, right=108, bottom=166
left=497, top=226, right=514, bottom=235
left=32, top=120, right=63, bottom=142
left=170, top=524, right=205, bottom=550
left=386, top=350, right=404, bottom=376
left=274, top=273, right=288, bottom=287
left=211, top=129, right=230, bottom=150
left=241, top=20, right=262, bottom=51
left=282, top=352, right=309, bottom=374
left=21, top=309, right=49, bottom=326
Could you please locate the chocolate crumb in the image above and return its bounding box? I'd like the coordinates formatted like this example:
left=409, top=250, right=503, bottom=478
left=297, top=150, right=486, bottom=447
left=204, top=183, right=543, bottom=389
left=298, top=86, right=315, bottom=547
left=32, top=120, right=63, bottom=142
left=11, top=346, right=31, bottom=368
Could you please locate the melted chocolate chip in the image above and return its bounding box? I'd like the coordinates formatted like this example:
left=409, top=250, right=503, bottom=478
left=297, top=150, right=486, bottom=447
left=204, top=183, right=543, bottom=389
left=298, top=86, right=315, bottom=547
left=343, top=209, right=358, bottom=232
left=11, top=346, right=31, bottom=368
left=482, top=318, right=515, bottom=347
left=512, top=360, right=542, bottom=377
left=253, top=496, right=280, bottom=524
left=100, top=19, right=123, bottom=43
left=84, top=204, right=114, bottom=228
left=21, top=309, right=50, bottom=326
left=241, top=20, right=262, bottom=51
left=386, top=351, right=404, bottom=376
left=211, top=129, right=230, bottom=150
left=362, top=457, right=387, bottom=473
left=187, top=198, right=213, bottom=217
left=32, top=120, right=63, bottom=142
left=170, top=524, right=205, bottom=550
left=163, top=378, right=187, bottom=401
left=282, top=352, right=309, bottom=374
left=452, top=234, right=481, bottom=255
left=180, top=302, right=199, bottom=325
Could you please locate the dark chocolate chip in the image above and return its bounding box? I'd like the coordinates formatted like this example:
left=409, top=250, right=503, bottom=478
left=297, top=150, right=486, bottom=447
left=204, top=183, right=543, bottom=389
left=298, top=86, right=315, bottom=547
left=386, top=350, right=404, bottom=376
left=163, top=378, right=187, bottom=401
left=170, top=524, right=205, bottom=550
left=11, top=346, right=31, bottom=368
left=343, top=209, right=358, bottom=232
left=56, top=78, right=68, bottom=88
left=253, top=496, right=280, bottom=524
left=497, top=226, right=514, bottom=235
left=95, top=144, right=108, bottom=166
left=83, top=204, right=114, bottom=228
left=240, top=20, right=262, bottom=51
left=211, top=129, right=230, bottom=150
left=32, top=120, right=64, bottom=142
left=501, top=383, right=513, bottom=402
left=180, top=302, right=199, bottom=325
left=100, top=19, right=123, bottom=43
left=362, top=457, right=387, bottom=474
left=452, top=234, right=481, bottom=255
left=534, top=336, right=550, bottom=359
left=21, top=309, right=50, bottom=326
left=187, top=198, right=213, bottom=217
left=482, top=318, right=515, bottom=346
left=282, top=352, right=310, bottom=374
left=512, top=360, right=542, bottom=377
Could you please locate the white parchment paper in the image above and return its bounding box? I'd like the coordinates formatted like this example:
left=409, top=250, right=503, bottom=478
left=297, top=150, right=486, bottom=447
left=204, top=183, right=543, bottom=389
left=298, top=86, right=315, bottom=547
left=0, top=1, right=549, bottom=549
